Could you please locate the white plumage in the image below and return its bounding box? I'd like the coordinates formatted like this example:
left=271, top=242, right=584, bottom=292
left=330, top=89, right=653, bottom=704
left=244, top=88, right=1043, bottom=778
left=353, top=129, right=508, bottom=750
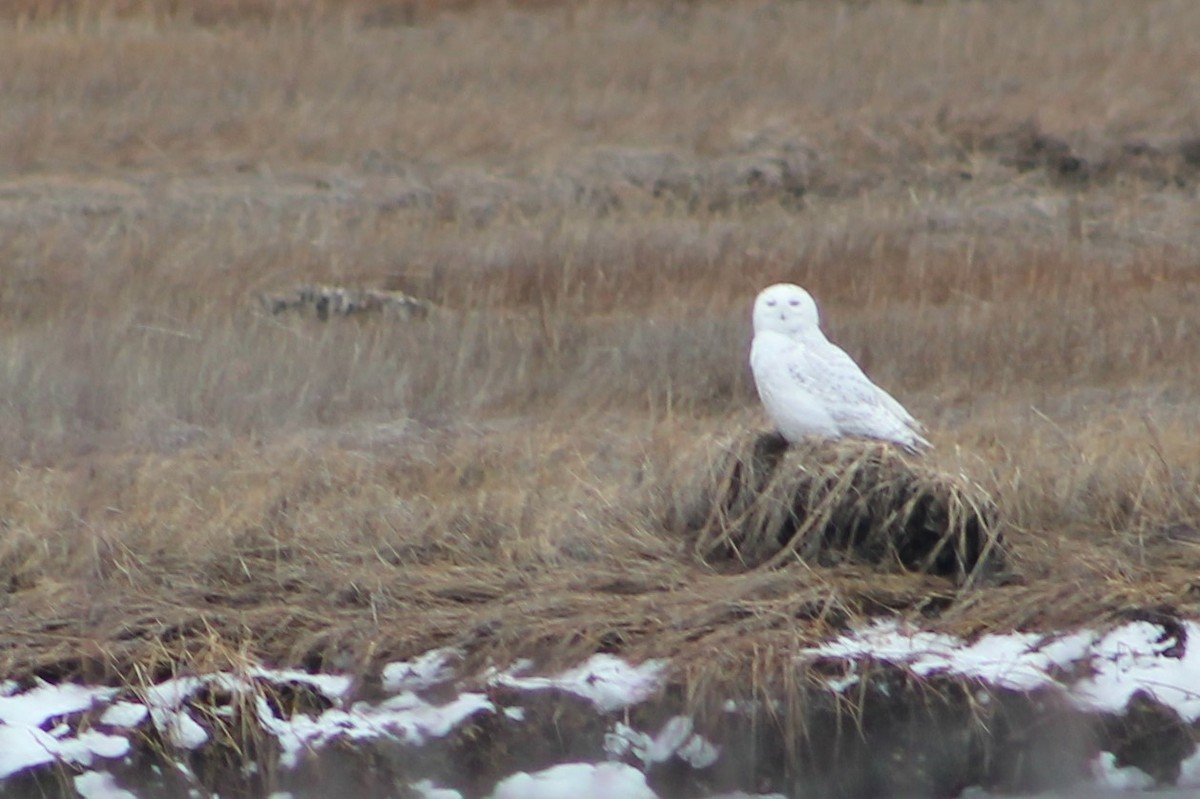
left=749, top=283, right=930, bottom=452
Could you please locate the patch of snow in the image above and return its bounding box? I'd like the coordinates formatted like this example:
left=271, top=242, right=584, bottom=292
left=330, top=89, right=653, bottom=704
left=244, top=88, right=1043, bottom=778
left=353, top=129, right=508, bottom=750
left=150, top=705, right=209, bottom=750
left=69, top=730, right=132, bottom=760
left=1089, top=751, right=1155, bottom=790
left=411, top=779, right=465, bottom=799
left=677, top=731, right=720, bottom=769
left=801, top=620, right=1200, bottom=722
left=1179, top=747, right=1200, bottom=787
left=494, top=654, right=667, bottom=712
left=138, top=667, right=356, bottom=754
left=806, top=621, right=961, bottom=664
left=0, top=682, right=116, bottom=728
left=100, top=702, right=149, bottom=728
left=247, top=667, right=352, bottom=702
left=647, top=716, right=695, bottom=760
left=606, top=716, right=719, bottom=770
left=141, top=670, right=318, bottom=752
left=0, top=726, right=130, bottom=779
left=801, top=620, right=1097, bottom=693
left=143, top=675, right=208, bottom=709
left=74, top=771, right=137, bottom=799
left=140, top=675, right=212, bottom=750
left=502, top=706, right=525, bottom=721
left=1071, top=622, right=1200, bottom=719
left=604, top=728, right=633, bottom=758
left=257, top=690, right=493, bottom=768
left=1, top=661, right=492, bottom=779
left=369, top=691, right=493, bottom=742
left=0, top=726, right=60, bottom=778
left=936, top=629, right=1096, bottom=691
left=488, top=762, right=658, bottom=799
left=382, top=648, right=461, bottom=693
left=0, top=682, right=128, bottom=780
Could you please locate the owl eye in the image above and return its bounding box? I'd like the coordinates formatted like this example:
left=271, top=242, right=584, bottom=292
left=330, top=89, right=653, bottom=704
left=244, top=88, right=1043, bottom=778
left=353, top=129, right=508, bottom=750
left=765, top=299, right=777, bottom=307
left=789, top=299, right=800, bottom=307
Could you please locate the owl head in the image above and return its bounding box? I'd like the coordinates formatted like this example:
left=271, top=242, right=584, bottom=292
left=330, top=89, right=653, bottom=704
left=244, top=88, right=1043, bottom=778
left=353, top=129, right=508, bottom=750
left=752, top=283, right=820, bottom=337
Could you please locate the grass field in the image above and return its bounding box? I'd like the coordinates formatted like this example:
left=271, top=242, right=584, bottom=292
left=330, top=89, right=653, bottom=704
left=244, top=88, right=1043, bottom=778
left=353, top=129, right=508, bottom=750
left=2, top=0, right=1200, bottom=697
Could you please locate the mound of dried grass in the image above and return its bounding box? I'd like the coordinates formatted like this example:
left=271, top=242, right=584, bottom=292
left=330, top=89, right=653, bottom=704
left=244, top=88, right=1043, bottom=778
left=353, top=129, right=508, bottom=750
left=676, top=433, right=1004, bottom=584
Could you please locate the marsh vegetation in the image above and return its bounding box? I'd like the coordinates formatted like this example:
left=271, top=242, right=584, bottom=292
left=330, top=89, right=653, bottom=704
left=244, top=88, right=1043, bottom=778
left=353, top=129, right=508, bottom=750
left=1, top=3, right=1199, bottom=792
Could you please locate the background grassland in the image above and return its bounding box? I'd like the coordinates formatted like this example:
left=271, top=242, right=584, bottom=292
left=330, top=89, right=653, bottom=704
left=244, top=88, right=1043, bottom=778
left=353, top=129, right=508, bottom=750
left=1, top=0, right=1200, bottom=687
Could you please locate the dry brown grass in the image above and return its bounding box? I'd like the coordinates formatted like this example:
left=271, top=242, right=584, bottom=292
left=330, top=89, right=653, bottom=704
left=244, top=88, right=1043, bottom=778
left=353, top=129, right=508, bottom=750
left=683, top=434, right=1003, bottom=581
left=1, top=0, right=1200, bottom=704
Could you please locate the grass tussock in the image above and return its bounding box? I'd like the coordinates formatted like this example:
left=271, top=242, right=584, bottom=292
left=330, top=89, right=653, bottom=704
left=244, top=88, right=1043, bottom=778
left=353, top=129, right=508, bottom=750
left=681, top=433, right=1002, bottom=582
left=1, top=0, right=1200, bottom=702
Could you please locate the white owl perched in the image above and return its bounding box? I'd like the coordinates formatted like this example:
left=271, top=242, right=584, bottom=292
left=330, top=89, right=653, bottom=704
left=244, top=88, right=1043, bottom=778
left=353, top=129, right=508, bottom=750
left=749, top=283, right=930, bottom=453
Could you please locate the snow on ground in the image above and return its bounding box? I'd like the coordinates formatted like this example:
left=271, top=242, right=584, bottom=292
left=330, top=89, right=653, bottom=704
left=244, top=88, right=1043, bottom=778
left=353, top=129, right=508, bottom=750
left=797, top=619, right=1200, bottom=721
left=100, top=701, right=149, bottom=728
left=382, top=648, right=462, bottom=693
left=142, top=674, right=219, bottom=750
left=485, top=762, right=793, bottom=799
left=488, top=762, right=657, bottom=799
left=74, top=770, right=139, bottom=799
left=256, top=689, right=494, bottom=768
left=4, top=621, right=1200, bottom=795
left=605, top=715, right=720, bottom=769
left=0, top=682, right=127, bottom=779
left=0, top=653, right=670, bottom=786
left=1090, top=752, right=1157, bottom=790
left=1071, top=622, right=1200, bottom=720
left=411, top=779, right=466, bottom=799
left=0, top=682, right=117, bottom=728
left=1180, top=748, right=1200, bottom=787
left=492, top=653, right=668, bottom=712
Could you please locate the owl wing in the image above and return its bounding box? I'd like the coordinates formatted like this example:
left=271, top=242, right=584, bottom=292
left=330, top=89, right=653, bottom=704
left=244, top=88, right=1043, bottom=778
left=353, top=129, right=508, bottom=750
left=787, top=340, right=930, bottom=451
left=815, top=342, right=925, bottom=431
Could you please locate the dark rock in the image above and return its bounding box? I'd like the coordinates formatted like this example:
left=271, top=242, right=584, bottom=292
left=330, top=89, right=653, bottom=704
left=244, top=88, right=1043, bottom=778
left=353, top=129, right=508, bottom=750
left=1102, top=689, right=1196, bottom=785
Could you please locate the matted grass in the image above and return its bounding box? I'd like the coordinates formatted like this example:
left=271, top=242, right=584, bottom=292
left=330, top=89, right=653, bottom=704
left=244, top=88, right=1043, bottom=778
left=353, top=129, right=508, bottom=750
left=683, top=433, right=1003, bottom=581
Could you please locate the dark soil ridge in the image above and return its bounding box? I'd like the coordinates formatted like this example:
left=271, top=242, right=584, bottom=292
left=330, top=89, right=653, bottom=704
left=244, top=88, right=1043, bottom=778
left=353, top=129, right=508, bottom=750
left=950, top=117, right=1200, bottom=189
left=3, top=653, right=1197, bottom=799
left=5, top=118, right=1197, bottom=231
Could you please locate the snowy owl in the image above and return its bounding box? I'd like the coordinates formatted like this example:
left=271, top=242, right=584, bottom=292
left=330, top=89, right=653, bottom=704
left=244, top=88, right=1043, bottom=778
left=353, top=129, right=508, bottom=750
left=749, top=283, right=930, bottom=452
